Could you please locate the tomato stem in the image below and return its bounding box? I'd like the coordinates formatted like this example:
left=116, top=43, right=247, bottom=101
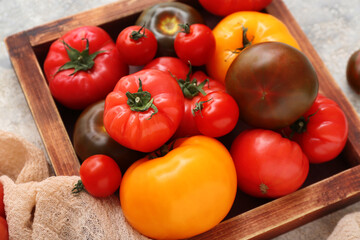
left=57, top=38, right=105, bottom=76
left=192, top=98, right=213, bottom=117
left=126, top=78, right=158, bottom=120
left=288, top=109, right=319, bottom=138
left=178, top=23, right=191, bottom=34
left=225, top=26, right=253, bottom=62
left=72, top=180, right=86, bottom=195
left=130, top=24, right=147, bottom=41
left=176, top=62, right=209, bottom=99
left=149, top=141, right=176, bottom=159
left=259, top=183, right=269, bottom=195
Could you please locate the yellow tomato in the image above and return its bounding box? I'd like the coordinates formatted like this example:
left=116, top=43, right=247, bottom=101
left=206, top=11, right=300, bottom=83
left=120, top=135, right=237, bottom=239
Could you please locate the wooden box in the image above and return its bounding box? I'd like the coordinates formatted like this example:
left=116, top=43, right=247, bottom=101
left=5, top=0, right=360, bottom=239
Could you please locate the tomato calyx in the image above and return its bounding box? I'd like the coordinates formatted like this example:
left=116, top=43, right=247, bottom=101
left=148, top=141, right=176, bottom=159
left=176, top=64, right=209, bottom=99
left=126, top=79, right=158, bottom=120
left=178, top=23, right=191, bottom=34
left=192, top=98, right=213, bottom=116
left=288, top=109, right=319, bottom=138
left=72, top=180, right=86, bottom=195
left=226, top=26, right=252, bottom=62
left=130, top=24, right=147, bottom=41
left=259, top=183, right=269, bottom=194
left=57, top=38, right=105, bottom=76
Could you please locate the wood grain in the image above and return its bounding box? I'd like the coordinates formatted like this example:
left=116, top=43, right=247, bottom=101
left=5, top=0, right=360, bottom=239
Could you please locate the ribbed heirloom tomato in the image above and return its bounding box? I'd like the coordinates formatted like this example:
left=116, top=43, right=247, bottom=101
left=207, top=11, right=300, bottom=83
left=120, top=135, right=237, bottom=240
left=103, top=69, right=184, bottom=152
left=44, top=26, right=128, bottom=109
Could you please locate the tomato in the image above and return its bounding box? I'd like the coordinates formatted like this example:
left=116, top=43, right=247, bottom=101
left=173, top=70, right=227, bottom=138
left=193, top=91, right=239, bottom=138
left=120, top=135, right=237, bottom=239
left=174, top=23, right=216, bottom=66
left=143, top=56, right=190, bottom=80
left=73, top=154, right=122, bottom=198
left=44, top=26, right=129, bottom=109
left=346, top=49, right=360, bottom=93
left=136, top=2, right=204, bottom=57
left=0, top=217, right=8, bottom=240
left=230, top=129, right=309, bottom=198
left=199, top=0, right=272, bottom=16
left=73, top=100, right=145, bottom=173
left=0, top=183, right=4, bottom=218
left=116, top=25, right=157, bottom=66
left=103, top=69, right=184, bottom=152
left=226, top=42, right=319, bottom=129
left=207, top=11, right=300, bottom=83
left=286, top=94, right=349, bottom=164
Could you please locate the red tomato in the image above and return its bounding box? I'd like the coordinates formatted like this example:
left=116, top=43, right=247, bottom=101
left=174, top=23, right=216, bottom=66
left=173, top=70, right=226, bottom=138
left=287, top=94, right=349, bottom=164
left=116, top=25, right=157, bottom=66
left=44, top=26, right=129, bottom=109
left=76, top=154, right=122, bottom=198
left=230, top=129, right=309, bottom=198
left=193, top=91, right=239, bottom=137
left=0, top=217, right=8, bottom=240
left=198, top=0, right=273, bottom=16
left=0, top=183, right=4, bottom=218
left=143, top=57, right=190, bottom=80
left=103, top=69, right=184, bottom=152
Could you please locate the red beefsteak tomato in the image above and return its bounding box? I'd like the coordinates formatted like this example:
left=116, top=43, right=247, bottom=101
left=44, top=26, right=128, bottom=109
left=103, top=69, right=184, bottom=152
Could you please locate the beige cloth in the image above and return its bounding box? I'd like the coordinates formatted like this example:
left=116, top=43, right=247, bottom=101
left=328, top=212, right=360, bottom=240
left=0, top=130, right=149, bottom=240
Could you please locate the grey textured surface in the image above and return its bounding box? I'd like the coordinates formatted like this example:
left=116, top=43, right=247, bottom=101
left=0, top=0, right=359, bottom=239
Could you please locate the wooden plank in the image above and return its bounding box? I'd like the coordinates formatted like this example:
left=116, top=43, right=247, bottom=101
left=4, top=32, right=80, bottom=176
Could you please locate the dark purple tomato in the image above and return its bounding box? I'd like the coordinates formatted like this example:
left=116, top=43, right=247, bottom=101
left=346, top=49, right=360, bottom=93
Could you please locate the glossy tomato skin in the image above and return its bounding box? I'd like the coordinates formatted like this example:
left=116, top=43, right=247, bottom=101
left=73, top=100, right=145, bottom=173
left=346, top=49, right=360, bottom=93
left=288, top=94, right=348, bottom=164
left=44, top=26, right=129, bottom=109
left=143, top=56, right=190, bottom=80
left=116, top=25, right=157, bottom=66
left=207, top=11, right=300, bottom=83
left=120, top=135, right=237, bottom=240
left=231, top=129, right=309, bottom=198
left=80, top=154, right=122, bottom=198
left=173, top=71, right=226, bottom=138
left=103, top=69, right=184, bottom=152
left=194, top=91, right=239, bottom=137
left=136, top=2, right=204, bottom=57
left=199, top=0, right=272, bottom=16
left=226, top=42, right=319, bottom=129
left=0, top=217, right=8, bottom=240
left=174, top=24, right=216, bottom=66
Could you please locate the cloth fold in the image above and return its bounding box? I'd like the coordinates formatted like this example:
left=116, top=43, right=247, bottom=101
left=0, top=130, right=149, bottom=240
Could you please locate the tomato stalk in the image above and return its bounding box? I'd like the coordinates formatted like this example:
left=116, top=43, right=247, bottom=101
left=149, top=141, right=176, bottom=159
left=178, top=23, right=191, bottom=34
left=226, top=26, right=252, bottom=61
left=288, top=109, right=319, bottom=138
left=126, top=79, right=158, bottom=119
left=177, top=63, right=209, bottom=99
left=192, top=98, right=213, bottom=116
left=130, top=24, right=147, bottom=41
left=72, top=180, right=86, bottom=194
left=57, top=38, right=105, bottom=76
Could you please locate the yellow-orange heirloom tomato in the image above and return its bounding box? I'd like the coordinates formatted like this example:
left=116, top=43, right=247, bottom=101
left=206, top=11, right=300, bottom=83
left=120, top=135, right=237, bottom=240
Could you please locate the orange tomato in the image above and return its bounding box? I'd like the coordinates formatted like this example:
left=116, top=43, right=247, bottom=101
left=206, top=11, right=300, bottom=83
left=120, top=135, right=237, bottom=239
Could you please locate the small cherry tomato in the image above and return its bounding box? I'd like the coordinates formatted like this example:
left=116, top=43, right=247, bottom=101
left=193, top=91, right=239, bottom=137
left=116, top=25, right=157, bottom=66
left=0, top=217, right=8, bottom=240
left=346, top=49, right=360, bottom=93
left=174, top=23, right=216, bottom=66
left=231, top=129, right=309, bottom=198
left=74, top=154, right=122, bottom=198
left=286, top=94, right=349, bottom=164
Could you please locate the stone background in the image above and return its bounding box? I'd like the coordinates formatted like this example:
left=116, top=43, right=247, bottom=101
left=0, top=0, right=359, bottom=239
